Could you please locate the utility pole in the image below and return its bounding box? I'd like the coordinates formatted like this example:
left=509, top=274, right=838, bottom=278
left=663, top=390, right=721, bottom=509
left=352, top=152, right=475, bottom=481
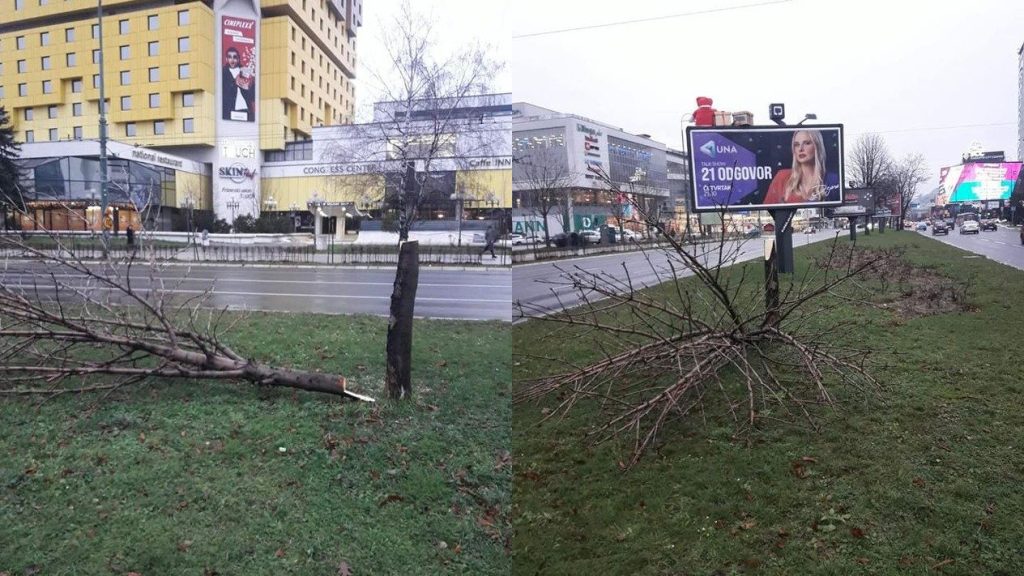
left=97, top=0, right=110, bottom=258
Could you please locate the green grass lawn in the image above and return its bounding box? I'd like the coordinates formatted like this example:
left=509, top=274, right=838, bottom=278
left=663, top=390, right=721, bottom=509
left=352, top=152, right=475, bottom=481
left=513, top=231, right=1024, bottom=575
left=1, top=314, right=510, bottom=575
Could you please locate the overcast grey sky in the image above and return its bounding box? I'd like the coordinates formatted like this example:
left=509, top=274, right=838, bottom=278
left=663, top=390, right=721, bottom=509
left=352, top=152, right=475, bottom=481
left=355, top=0, right=511, bottom=119
left=510, top=0, right=1024, bottom=192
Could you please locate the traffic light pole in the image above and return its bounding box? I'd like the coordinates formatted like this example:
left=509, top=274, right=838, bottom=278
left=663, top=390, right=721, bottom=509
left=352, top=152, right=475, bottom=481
left=97, top=0, right=110, bottom=258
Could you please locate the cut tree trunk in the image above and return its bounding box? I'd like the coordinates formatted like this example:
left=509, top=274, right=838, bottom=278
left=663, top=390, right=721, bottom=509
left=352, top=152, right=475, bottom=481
left=386, top=240, right=419, bottom=400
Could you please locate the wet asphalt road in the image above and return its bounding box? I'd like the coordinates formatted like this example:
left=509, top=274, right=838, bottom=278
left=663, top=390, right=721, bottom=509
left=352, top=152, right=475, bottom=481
left=915, top=224, right=1024, bottom=270
left=0, top=262, right=512, bottom=322
left=513, top=228, right=842, bottom=319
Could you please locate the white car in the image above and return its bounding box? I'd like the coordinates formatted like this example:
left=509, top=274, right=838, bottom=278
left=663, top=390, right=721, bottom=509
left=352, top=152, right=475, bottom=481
left=510, top=234, right=526, bottom=245
left=959, top=220, right=980, bottom=234
left=580, top=230, right=602, bottom=244
left=616, top=229, right=641, bottom=241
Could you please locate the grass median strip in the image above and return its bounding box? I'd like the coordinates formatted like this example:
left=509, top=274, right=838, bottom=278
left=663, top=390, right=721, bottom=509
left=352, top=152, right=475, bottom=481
left=1, top=313, right=510, bottom=575
left=512, top=231, right=1024, bottom=575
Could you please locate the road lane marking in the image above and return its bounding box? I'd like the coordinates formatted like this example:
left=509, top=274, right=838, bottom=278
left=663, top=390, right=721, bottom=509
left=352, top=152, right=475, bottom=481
left=0, top=272, right=505, bottom=289
left=6, top=284, right=509, bottom=303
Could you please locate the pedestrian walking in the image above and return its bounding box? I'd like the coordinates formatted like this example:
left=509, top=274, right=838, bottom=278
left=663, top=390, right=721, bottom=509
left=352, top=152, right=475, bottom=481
left=480, top=224, right=497, bottom=259
left=126, top=225, right=135, bottom=252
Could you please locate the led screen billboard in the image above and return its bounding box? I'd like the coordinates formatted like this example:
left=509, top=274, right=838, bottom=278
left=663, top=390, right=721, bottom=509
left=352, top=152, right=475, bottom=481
left=943, top=162, right=1022, bottom=202
left=687, top=125, right=844, bottom=211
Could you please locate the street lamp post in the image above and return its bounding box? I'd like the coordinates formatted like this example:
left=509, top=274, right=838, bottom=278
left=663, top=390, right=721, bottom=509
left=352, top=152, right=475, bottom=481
left=450, top=184, right=472, bottom=247
left=97, top=0, right=110, bottom=258
left=226, top=199, right=240, bottom=230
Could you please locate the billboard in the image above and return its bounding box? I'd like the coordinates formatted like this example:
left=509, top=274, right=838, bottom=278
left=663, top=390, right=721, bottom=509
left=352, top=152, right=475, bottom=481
left=221, top=16, right=257, bottom=122
left=687, top=125, right=845, bottom=211
left=943, top=162, right=1022, bottom=202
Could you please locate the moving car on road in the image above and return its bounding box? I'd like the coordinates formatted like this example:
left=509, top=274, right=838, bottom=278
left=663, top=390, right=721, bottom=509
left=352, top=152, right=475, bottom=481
left=960, top=220, right=980, bottom=234
left=980, top=219, right=998, bottom=231
left=916, top=222, right=928, bottom=231
left=931, top=220, right=949, bottom=235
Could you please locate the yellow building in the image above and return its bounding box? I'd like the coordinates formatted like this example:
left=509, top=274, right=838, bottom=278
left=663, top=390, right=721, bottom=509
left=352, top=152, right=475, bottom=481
left=0, top=0, right=362, bottom=225
left=0, top=0, right=359, bottom=148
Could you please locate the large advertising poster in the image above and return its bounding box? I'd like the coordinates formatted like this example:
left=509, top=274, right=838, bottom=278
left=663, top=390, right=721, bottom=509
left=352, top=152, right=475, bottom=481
left=221, top=16, right=256, bottom=122
left=687, top=125, right=845, bottom=211
left=944, top=162, right=1022, bottom=202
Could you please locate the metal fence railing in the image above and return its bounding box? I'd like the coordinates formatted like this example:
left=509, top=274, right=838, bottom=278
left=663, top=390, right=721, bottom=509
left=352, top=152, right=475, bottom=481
left=0, top=236, right=511, bottom=266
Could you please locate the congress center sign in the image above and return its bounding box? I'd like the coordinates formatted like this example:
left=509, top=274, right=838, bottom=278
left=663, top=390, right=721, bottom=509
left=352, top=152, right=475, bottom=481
left=686, top=125, right=845, bottom=212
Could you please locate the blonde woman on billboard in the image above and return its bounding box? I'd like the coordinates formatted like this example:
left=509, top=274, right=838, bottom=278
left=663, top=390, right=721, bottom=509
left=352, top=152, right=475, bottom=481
left=763, top=130, right=838, bottom=204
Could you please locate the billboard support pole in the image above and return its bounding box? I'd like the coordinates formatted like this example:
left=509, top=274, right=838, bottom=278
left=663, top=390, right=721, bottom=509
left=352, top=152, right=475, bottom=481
left=769, top=209, right=795, bottom=274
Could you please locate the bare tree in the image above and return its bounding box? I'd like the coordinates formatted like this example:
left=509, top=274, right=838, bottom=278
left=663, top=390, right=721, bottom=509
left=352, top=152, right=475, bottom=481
left=513, top=146, right=575, bottom=246
left=888, top=153, right=929, bottom=230
left=324, top=0, right=504, bottom=242
left=0, top=215, right=373, bottom=401
left=319, top=1, right=503, bottom=400
left=514, top=179, right=888, bottom=468
left=846, top=133, right=894, bottom=188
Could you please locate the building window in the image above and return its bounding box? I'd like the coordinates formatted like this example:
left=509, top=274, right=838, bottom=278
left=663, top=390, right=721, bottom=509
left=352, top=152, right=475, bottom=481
left=120, top=95, right=131, bottom=110
left=40, top=32, right=50, bottom=46
left=182, top=117, right=194, bottom=133
left=148, top=67, right=158, bottom=82
left=91, top=24, right=99, bottom=38
left=25, top=130, right=34, bottom=143
left=48, top=128, right=58, bottom=141
left=15, top=0, right=23, bottom=9
left=47, top=105, right=57, bottom=118
left=92, top=49, right=100, bottom=64
left=119, top=20, right=128, bottom=34
left=42, top=80, right=53, bottom=94
left=125, top=123, right=137, bottom=137
left=120, top=70, right=130, bottom=85
left=147, top=14, right=158, bottom=30
left=65, top=28, right=74, bottom=42
left=73, top=126, right=83, bottom=139
left=119, top=45, right=129, bottom=60
left=23, top=109, right=33, bottom=121
left=41, top=56, right=51, bottom=70
left=148, top=41, right=158, bottom=56
left=177, top=9, right=189, bottom=26
left=100, top=100, right=108, bottom=114
left=17, top=60, right=27, bottom=73
left=92, top=74, right=100, bottom=88
left=72, top=102, right=82, bottom=116
left=177, top=63, right=190, bottom=79
left=149, top=93, right=159, bottom=107
left=66, top=52, right=76, bottom=66
left=177, top=37, right=189, bottom=52
left=71, top=79, right=82, bottom=93
left=153, top=120, right=165, bottom=135
left=16, top=36, right=25, bottom=50
left=181, top=92, right=194, bottom=107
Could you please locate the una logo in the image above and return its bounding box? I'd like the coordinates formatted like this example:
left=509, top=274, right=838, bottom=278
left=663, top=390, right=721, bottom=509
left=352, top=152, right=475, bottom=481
left=700, top=139, right=737, bottom=157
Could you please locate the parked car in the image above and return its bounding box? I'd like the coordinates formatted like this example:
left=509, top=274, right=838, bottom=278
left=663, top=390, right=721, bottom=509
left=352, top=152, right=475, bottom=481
left=960, top=220, right=980, bottom=234
left=510, top=233, right=526, bottom=245
left=616, top=228, right=641, bottom=241
left=803, top=227, right=817, bottom=234
left=916, top=222, right=928, bottom=231
left=550, top=233, right=569, bottom=247
left=980, top=219, right=998, bottom=231
left=580, top=229, right=602, bottom=244
left=931, top=220, right=949, bottom=235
